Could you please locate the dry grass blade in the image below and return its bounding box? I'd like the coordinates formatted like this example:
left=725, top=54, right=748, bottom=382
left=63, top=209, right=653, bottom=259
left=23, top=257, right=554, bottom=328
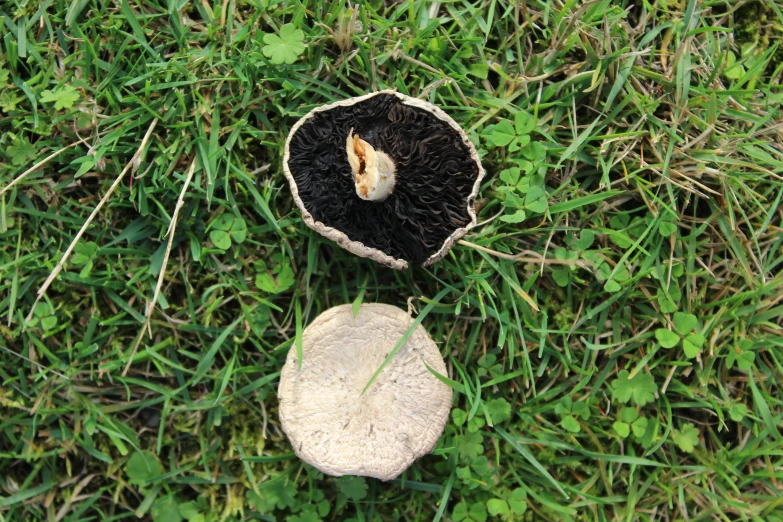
left=123, top=157, right=198, bottom=376
left=0, top=344, right=68, bottom=380
left=0, top=141, right=82, bottom=197
left=458, top=239, right=590, bottom=268
left=23, top=119, right=159, bottom=329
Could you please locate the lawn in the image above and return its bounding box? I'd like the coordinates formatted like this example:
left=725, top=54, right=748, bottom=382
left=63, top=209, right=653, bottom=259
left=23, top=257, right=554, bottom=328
left=1, top=0, right=783, bottom=520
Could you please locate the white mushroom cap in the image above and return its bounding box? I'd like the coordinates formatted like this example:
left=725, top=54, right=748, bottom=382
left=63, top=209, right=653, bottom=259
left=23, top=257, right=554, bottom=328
left=277, top=303, right=452, bottom=481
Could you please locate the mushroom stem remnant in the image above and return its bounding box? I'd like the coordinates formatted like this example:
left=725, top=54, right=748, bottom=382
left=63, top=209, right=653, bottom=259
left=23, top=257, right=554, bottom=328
left=346, top=129, right=396, bottom=201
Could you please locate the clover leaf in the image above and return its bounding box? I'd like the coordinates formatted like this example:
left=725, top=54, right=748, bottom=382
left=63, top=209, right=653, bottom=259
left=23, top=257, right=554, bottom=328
left=727, top=340, right=755, bottom=371
left=521, top=141, right=546, bottom=162
left=492, top=116, right=548, bottom=224
left=508, top=488, right=527, bottom=514
left=552, top=267, right=570, bottom=287
left=337, top=476, right=367, bottom=501
left=655, top=312, right=703, bottom=358
left=612, top=407, right=648, bottom=439
left=499, top=209, right=526, bottom=223
left=655, top=328, right=680, bottom=348
left=658, top=219, right=677, bottom=237
left=572, top=401, right=590, bottom=420
left=452, top=408, right=468, bottom=427
left=254, top=253, right=295, bottom=295
left=507, top=133, right=530, bottom=153
left=126, top=450, right=164, bottom=485
left=178, top=499, right=207, bottom=522
left=487, top=120, right=515, bottom=147
left=571, top=230, right=595, bottom=251
left=467, top=415, right=485, bottom=433
left=287, top=508, right=322, bottom=522
left=613, top=420, right=631, bottom=438
left=40, top=85, right=80, bottom=110
left=657, top=286, right=681, bottom=314
left=72, top=241, right=99, bottom=278
left=151, top=496, right=181, bottom=522
left=453, top=501, right=488, bottom=522
left=478, top=353, right=497, bottom=369
left=729, top=403, right=747, bottom=422
left=555, top=396, right=589, bottom=433
left=682, top=333, right=705, bottom=358
left=524, top=185, right=548, bottom=214
left=498, top=187, right=524, bottom=209
left=561, top=416, right=581, bottom=433
left=209, top=214, right=247, bottom=251
left=486, top=398, right=511, bottom=424
left=673, top=312, right=697, bottom=334
left=724, top=51, right=745, bottom=80
left=555, top=247, right=579, bottom=263
left=554, top=396, right=573, bottom=416
left=470, top=455, right=491, bottom=477
left=0, top=89, right=23, bottom=113
left=673, top=423, right=699, bottom=453
left=26, top=302, right=57, bottom=331
left=610, top=370, right=657, bottom=406
left=263, top=24, right=306, bottom=65
left=261, top=476, right=298, bottom=510
left=483, top=111, right=537, bottom=151
left=487, top=499, right=509, bottom=517
left=515, top=110, right=535, bottom=135
left=456, top=431, right=484, bottom=461
left=6, top=135, right=36, bottom=166
left=499, top=167, right=521, bottom=185
left=247, top=490, right=272, bottom=513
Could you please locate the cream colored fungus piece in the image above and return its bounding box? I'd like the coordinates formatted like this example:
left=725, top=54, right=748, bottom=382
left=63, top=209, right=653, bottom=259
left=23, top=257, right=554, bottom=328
left=345, top=129, right=397, bottom=201
left=277, top=303, right=452, bottom=481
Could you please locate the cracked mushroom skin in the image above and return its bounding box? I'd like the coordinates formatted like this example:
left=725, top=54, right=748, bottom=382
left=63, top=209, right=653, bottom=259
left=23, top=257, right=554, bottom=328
left=277, top=304, right=452, bottom=481
left=284, top=90, right=485, bottom=269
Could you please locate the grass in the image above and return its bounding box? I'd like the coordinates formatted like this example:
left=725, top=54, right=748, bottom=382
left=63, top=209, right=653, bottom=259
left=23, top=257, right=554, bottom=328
left=1, top=0, right=782, bottom=520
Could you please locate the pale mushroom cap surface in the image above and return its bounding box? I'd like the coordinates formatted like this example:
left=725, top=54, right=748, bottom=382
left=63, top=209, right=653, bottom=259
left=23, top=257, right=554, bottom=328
left=278, top=303, right=452, bottom=481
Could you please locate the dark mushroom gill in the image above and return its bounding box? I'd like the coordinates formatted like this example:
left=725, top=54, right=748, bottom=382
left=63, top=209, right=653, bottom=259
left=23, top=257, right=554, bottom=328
left=287, top=94, right=479, bottom=266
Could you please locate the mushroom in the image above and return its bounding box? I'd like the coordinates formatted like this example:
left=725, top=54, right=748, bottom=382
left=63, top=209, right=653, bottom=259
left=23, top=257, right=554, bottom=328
left=277, top=303, right=452, bottom=481
left=284, top=90, right=485, bottom=270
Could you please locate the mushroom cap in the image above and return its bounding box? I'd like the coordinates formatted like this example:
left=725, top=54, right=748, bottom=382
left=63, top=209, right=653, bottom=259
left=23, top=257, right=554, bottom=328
left=284, top=90, right=485, bottom=270
left=277, top=303, right=452, bottom=481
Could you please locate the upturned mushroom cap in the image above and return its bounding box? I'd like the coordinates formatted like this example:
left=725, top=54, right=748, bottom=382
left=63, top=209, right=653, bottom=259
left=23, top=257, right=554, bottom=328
left=277, top=303, right=452, bottom=481
left=284, top=90, right=485, bottom=270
